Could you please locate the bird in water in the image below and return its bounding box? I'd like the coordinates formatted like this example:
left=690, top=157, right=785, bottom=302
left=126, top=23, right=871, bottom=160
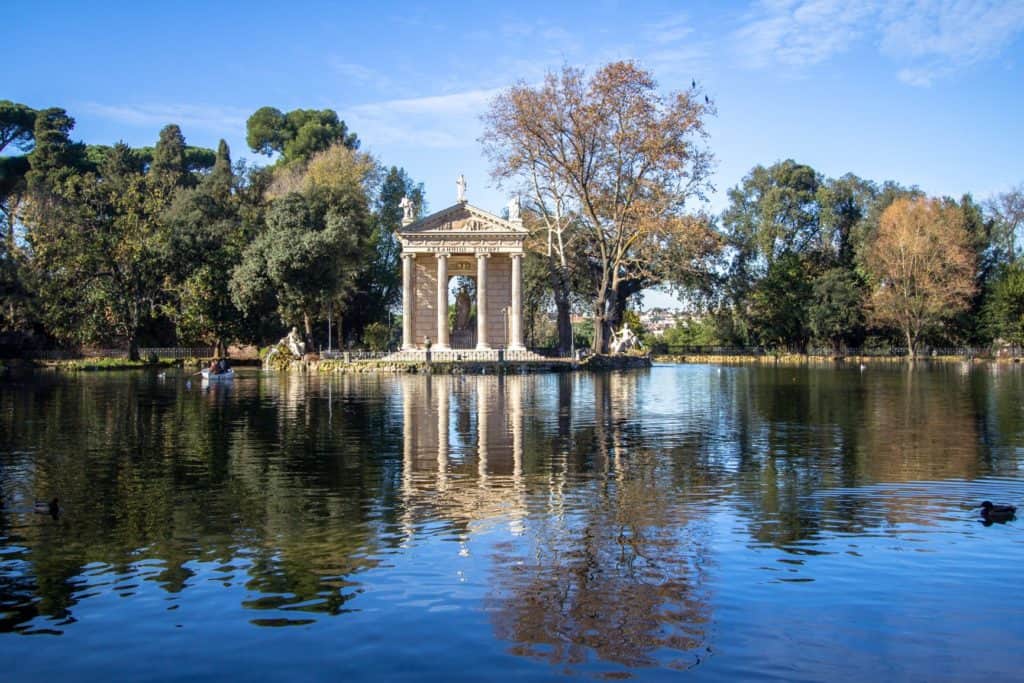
left=34, top=498, right=59, bottom=518
left=979, top=501, right=1016, bottom=523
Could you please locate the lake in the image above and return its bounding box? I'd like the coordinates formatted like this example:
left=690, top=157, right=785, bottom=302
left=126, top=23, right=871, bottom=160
left=2, top=364, right=1023, bottom=681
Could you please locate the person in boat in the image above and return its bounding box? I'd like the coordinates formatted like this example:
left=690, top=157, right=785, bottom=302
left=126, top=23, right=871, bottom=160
left=216, top=357, right=230, bottom=373
left=208, top=359, right=221, bottom=375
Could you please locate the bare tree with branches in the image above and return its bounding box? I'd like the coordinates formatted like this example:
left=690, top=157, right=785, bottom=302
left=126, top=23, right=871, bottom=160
left=482, top=62, right=716, bottom=353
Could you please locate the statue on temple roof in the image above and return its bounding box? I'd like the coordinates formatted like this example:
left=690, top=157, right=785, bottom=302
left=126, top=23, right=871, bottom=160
left=456, top=174, right=467, bottom=202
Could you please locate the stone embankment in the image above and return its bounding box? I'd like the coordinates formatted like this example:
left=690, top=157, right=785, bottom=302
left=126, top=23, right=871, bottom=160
left=275, top=353, right=652, bottom=374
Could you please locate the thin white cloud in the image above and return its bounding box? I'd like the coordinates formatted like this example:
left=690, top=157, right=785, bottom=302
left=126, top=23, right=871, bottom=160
left=327, top=57, right=393, bottom=91
left=353, top=88, right=504, bottom=117
left=346, top=88, right=504, bottom=149
left=733, top=0, right=875, bottom=69
left=733, top=0, right=1024, bottom=85
left=644, top=12, right=695, bottom=44
left=880, top=0, right=1024, bottom=85
left=80, top=102, right=248, bottom=132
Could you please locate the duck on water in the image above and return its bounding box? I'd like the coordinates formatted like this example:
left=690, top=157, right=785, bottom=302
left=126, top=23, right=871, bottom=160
left=980, top=501, right=1016, bottom=523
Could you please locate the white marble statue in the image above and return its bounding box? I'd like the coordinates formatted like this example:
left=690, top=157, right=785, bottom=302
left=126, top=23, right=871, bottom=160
left=456, top=174, right=467, bottom=202
left=399, top=195, right=415, bottom=223
left=454, top=286, right=472, bottom=331
left=508, top=195, right=521, bottom=222
left=609, top=325, right=641, bottom=354
left=284, top=326, right=306, bottom=358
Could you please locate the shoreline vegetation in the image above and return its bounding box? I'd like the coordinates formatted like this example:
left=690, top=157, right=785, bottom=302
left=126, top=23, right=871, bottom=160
left=5, top=351, right=1022, bottom=377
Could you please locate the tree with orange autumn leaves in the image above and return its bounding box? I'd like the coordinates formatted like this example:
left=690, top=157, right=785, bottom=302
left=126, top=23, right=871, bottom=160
left=482, top=62, right=718, bottom=353
left=864, top=197, right=976, bottom=358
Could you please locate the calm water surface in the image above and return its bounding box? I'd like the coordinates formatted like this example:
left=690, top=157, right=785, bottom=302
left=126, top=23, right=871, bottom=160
left=1, top=364, right=1023, bottom=681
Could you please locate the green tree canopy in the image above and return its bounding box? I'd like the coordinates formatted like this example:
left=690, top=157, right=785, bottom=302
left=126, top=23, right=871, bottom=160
left=30, top=142, right=172, bottom=358
left=246, top=107, right=359, bottom=165
left=162, top=140, right=248, bottom=353
left=231, top=144, right=373, bottom=342
left=983, top=261, right=1024, bottom=345
left=0, top=100, right=36, bottom=154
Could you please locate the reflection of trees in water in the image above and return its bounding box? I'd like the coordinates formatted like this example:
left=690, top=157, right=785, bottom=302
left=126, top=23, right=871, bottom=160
left=468, top=374, right=712, bottom=671
left=487, top=448, right=712, bottom=672
left=2, top=364, right=1023, bottom=643
left=728, top=365, right=1017, bottom=548
left=0, top=372, right=397, bottom=633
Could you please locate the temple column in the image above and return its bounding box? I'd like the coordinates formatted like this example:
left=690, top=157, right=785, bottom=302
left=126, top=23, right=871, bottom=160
left=476, top=253, right=490, bottom=350
left=435, top=254, right=450, bottom=350
left=509, top=253, right=525, bottom=351
left=401, top=253, right=416, bottom=350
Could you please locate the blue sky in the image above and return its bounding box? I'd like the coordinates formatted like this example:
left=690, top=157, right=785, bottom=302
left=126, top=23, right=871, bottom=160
left=7, top=0, right=1024, bottom=306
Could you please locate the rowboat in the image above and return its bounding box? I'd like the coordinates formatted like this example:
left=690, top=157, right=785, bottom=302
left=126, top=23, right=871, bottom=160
left=201, top=368, right=234, bottom=381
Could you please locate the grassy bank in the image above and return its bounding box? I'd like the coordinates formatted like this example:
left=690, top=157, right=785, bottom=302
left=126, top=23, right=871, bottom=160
left=38, top=358, right=183, bottom=371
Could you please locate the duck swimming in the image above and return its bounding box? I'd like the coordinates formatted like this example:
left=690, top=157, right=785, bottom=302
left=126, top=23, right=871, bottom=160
left=34, top=498, right=59, bottom=518
left=980, top=501, right=1016, bottom=522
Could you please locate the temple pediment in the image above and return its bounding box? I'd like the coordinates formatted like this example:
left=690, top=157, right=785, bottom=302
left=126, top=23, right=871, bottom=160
left=398, top=202, right=527, bottom=236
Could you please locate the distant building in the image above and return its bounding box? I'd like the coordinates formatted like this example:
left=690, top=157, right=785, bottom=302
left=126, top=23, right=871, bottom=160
left=638, top=307, right=681, bottom=336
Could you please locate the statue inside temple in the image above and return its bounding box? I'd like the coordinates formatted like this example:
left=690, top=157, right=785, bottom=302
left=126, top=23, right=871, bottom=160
left=454, top=285, right=473, bottom=331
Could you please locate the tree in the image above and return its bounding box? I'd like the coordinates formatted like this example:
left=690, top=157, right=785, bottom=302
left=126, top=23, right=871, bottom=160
left=0, top=101, right=36, bottom=154
left=347, top=166, right=422, bottom=342
left=720, top=160, right=824, bottom=346
left=985, top=184, right=1024, bottom=263
left=150, top=124, right=188, bottom=187
left=246, top=107, right=359, bottom=165
left=722, top=160, right=823, bottom=270
left=482, top=61, right=715, bottom=353
left=163, top=140, right=246, bottom=354
left=230, top=143, right=373, bottom=342
left=864, top=197, right=976, bottom=358
left=808, top=267, right=865, bottom=354
left=26, top=108, right=85, bottom=191
left=30, top=143, right=171, bottom=359
left=748, top=252, right=813, bottom=349
left=982, top=261, right=1024, bottom=345
left=817, top=173, right=877, bottom=268
left=0, top=101, right=36, bottom=253
left=483, top=109, right=581, bottom=353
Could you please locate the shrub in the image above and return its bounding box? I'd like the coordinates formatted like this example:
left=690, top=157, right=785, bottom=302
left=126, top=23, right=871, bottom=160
left=363, top=322, right=391, bottom=351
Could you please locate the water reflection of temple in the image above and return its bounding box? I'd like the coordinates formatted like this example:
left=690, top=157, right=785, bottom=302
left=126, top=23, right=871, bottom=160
left=399, top=374, right=526, bottom=536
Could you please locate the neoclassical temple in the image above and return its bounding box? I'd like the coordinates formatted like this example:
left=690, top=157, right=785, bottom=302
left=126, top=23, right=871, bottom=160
left=392, top=177, right=536, bottom=359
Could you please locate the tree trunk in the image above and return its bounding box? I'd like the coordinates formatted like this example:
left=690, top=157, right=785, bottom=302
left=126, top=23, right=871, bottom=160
left=592, top=301, right=608, bottom=354
left=609, top=292, right=627, bottom=336
left=303, top=311, right=313, bottom=347
left=555, top=298, right=571, bottom=355
left=546, top=264, right=573, bottom=355
left=905, top=329, right=916, bottom=360
left=128, top=334, right=140, bottom=362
